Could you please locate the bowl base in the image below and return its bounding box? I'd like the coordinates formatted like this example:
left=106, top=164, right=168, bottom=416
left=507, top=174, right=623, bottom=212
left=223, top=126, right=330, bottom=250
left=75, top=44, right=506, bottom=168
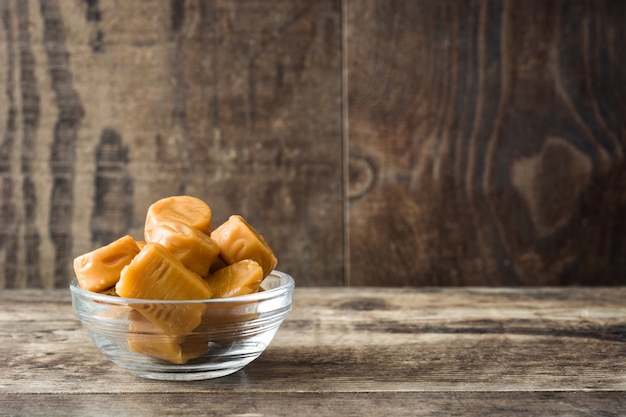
left=127, top=367, right=244, bottom=381
left=100, top=339, right=266, bottom=381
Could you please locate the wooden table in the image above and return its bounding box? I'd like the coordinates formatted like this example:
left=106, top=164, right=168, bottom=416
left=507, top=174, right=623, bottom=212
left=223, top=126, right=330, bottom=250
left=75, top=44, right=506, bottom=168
left=1, top=287, right=624, bottom=416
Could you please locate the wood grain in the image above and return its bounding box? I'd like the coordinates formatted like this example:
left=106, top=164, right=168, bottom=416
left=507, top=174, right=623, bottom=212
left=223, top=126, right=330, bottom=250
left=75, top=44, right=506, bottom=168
left=1, top=0, right=625, bottom=288
left=2, top=393, right=625, bottom=417
left=0, top=0, right=343, bottom=288
left=347, top=0, right=626, bottom=285
left=0, top=287, right=624, bottom=416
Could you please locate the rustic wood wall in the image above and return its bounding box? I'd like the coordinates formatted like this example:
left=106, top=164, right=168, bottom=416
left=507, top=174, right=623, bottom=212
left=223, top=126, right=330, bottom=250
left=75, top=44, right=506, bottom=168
left=0, top=0, right=624, bottom=288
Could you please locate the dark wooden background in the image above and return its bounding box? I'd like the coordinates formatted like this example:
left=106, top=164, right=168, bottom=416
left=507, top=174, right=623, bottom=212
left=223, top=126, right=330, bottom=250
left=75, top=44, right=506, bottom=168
left=0, top=0, right=624, bottom=288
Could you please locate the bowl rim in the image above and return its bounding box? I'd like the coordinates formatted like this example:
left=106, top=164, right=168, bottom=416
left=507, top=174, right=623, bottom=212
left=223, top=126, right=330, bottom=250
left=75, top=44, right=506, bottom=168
left=70, top=269, right=295, bottom=305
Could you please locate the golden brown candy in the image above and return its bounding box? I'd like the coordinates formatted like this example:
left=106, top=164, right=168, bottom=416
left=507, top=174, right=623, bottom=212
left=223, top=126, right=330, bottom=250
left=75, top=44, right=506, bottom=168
left=200, top=260, right=264, bottom=334
left=128, top=333, right=208, bottom=365
left=116, top=243, right=212, bottom=335
left=211, top=215, right=277, bottom=277
left=204, top=259, right=264, bottom=299
left=73, top=235, right=140, bottom=292
left=145, top=195, right=213, bottom=239
left=116, top=242, right=212, bottom=300
left=146, top=221, right=220, bottom=277
left=127, top=310, right=207, bottom=364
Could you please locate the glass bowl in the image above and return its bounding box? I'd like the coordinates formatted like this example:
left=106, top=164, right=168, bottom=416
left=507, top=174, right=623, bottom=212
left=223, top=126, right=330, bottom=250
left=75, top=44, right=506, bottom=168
left=70, top=270, right=294, bottom=381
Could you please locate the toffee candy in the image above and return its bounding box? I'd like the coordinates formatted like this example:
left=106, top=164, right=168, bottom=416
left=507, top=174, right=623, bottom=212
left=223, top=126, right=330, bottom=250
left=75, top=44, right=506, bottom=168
left=73, top=235, right=140, bottom=293
left=211, top=215, right=278, bottom=277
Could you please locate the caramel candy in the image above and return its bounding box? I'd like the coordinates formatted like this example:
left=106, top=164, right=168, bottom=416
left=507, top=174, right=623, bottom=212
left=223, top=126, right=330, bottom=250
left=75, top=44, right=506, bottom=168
left=145, top=195, right=213, bottom=239
left=116, top=243, right=212, bottom=335
left=73, top=235, right=140, bottom=292
left=204, top=259, right=264, bottom=298
left=128, top=332, right=208, bottom=365
left=116, top=242, right=212, bottom=300
left=147, top=221, right=220, bottom=277
left=200, top=260, right=264, bottom=333
left=127, top=310, right=207, bottom=364
left=211, top=215, right=277, bottom=277
left=128, top=333, right=207, bottom=365
left=127, top=259, right=263, bottom=363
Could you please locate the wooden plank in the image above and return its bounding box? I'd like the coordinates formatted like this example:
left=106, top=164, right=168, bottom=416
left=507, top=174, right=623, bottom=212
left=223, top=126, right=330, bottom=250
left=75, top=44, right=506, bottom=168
left=1, top=288, right=624, bottom=395
left=346, top=0, right=626, bottom=285
left=4, top=0, right=625, bottom=289
left=0, top=0, right=343, bottom=288
left=2, top=392, right=625, bottom=417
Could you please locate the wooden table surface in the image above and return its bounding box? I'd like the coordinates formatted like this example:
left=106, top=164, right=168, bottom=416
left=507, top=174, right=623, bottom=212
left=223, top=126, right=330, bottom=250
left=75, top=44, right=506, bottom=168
left=1, top=287, right=625, bottom=416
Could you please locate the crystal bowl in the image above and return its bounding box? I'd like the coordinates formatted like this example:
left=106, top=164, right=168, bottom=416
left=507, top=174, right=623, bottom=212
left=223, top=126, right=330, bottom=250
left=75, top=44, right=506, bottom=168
left=70, top=270, right=294, bottom=381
